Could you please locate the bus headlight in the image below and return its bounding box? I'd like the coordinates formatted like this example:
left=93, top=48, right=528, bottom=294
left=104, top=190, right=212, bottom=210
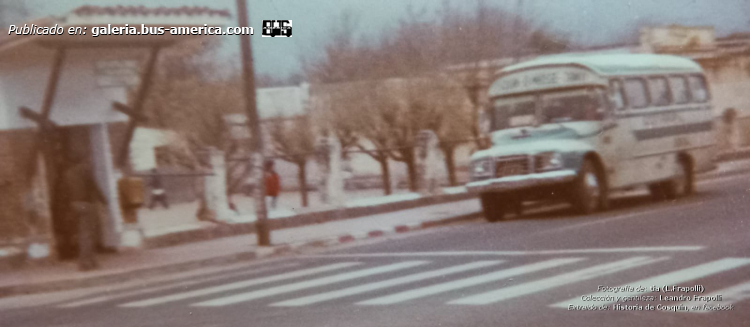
left=535, top=152, right=563, bottom=171
left=472, top=159, right=492, bottom=178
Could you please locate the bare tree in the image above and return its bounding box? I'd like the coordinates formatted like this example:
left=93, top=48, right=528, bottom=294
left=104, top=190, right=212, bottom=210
left=306, top=2, right=570, bottom=191
left=266, top=115, right=316, bottom=207
left=142, top=38, right=248, bottom=219
left=343, top=81, right=399, bottom=195
left=416, top=76, right=475, bottom=186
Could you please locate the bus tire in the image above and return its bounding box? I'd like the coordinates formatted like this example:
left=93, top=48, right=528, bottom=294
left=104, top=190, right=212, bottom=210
left=680, top=157, right=695, bottom=195
left=648, top=183, right=667, bottom=201
left=662, top=158, right=694, bottom=199
left=570, top=159, right=604, bottom=215
left=480, top=193, right=506, bottom=222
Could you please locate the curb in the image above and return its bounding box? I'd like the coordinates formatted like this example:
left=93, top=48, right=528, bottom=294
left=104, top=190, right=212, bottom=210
left=281, top=210, right=483, bottom=255
left=143, top=191, right=476, bottom=249
left=0, top=210, right=482, bottom=298
left=717, top=148, right=750, bottom=163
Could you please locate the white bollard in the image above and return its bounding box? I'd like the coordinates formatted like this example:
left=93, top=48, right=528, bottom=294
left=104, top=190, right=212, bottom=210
left=416, top=130, right=442, bottom=196
left=203, top=147, right=235, bottom=222
left=326, top=136, right=345, bottom=207
left=316, top=136, right=345, bottom=207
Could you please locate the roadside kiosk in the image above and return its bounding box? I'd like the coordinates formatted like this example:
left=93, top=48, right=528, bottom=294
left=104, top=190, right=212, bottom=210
left=0, top=6, right=230, bottom=263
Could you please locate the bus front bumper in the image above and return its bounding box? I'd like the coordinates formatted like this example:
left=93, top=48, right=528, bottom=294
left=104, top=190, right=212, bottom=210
left=465, top=170, right=578, bottom=194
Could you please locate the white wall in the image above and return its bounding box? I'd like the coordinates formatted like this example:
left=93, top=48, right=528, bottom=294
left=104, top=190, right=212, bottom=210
left=703, top=57, right=750, bottom=118
left=0, top=47, right=144, bottom=131
left=641, top=26, right=715, bottom=50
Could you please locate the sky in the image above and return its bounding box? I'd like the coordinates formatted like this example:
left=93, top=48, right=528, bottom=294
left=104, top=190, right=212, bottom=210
left=16, top=0, right=750, bottom=79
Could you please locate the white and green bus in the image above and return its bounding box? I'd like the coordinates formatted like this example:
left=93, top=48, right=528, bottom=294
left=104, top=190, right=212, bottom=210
left=466, top=53, right=717, bottom=222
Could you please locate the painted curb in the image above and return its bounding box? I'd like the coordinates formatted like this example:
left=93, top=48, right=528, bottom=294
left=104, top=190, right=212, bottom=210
left=142, top=191, right=476, bottom=249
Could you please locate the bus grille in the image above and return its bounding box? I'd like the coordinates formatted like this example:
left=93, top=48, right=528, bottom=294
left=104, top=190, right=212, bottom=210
left=494, top=156, right=530, bottom=178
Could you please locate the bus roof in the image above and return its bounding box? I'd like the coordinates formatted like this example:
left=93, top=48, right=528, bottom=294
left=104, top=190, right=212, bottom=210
left=499, top=53, right=704, bottom=76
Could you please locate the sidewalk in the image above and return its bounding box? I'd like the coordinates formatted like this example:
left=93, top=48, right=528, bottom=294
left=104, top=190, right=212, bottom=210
left=139, top=186, right=471, bottom=248
left=137, top=188, right=418, bottom=238
left=0, top=198, right=481, bottom=297
left=1, top=153, right=750, bottom=297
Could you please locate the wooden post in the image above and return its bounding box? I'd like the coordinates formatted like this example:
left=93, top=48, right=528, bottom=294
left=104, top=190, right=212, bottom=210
left=116, top=47, right=161, bottom=172
left=237, top=0, right=270, bottom=246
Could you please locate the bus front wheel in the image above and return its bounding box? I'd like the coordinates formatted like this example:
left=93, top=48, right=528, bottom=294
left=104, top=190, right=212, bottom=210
left=480, top=193, right=506, bottom=222
left=570, top=159, right=606, bottom=215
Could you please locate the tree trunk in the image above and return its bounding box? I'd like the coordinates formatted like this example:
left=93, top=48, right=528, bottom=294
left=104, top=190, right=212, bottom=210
left=404, top=150, right=418, bottom=192
left=378, top=157, right=392, bottom=196
left=297, top=160, right=308, bottom=207
left=443, top=145, right=457, bottom=186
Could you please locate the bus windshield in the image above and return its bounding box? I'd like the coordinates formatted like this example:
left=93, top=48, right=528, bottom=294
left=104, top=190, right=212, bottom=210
left=491, top=88, right=607, bottom=131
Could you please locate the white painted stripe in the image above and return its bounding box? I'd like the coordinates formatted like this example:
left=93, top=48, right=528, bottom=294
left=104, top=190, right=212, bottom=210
left=551, top=258, right=750, bottom=308
left=120, top=262, right=360, bottom=307
left=271, top=261, right=503, bottom=307
left=357, top=258, right=582, bottom=305
left=533, top=202, right=707, bottom=236
left=61, top=263, right=300, bottom=308
left=451, top=256, right=666, bottom=305
left=192, top=261, right=429, bottom=307
left=305, top=247, right=703, bottom=258
left=681, top=281, right=750, bottom=313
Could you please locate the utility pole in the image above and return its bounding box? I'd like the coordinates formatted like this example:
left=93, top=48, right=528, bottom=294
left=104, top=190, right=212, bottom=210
left=236, top=0, right=271, bottom=246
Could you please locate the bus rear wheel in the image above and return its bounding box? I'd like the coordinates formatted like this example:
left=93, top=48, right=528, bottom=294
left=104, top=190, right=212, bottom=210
left=656, top=158, right=694, bottom=200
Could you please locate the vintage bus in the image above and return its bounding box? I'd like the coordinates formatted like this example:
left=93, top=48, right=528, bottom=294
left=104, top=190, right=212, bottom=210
left=466, top=53, right=717, bottom=222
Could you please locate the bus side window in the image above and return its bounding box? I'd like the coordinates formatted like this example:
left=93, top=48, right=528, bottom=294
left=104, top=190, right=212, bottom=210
left=623, top=78, right=649, bottom=109
left=648, top=77, right=672, bottom=106
left=608, top=79, right=626, bottom=110
left=668, top=76, right=691, bottom=104
left=688, top=75, right=710, bottom=103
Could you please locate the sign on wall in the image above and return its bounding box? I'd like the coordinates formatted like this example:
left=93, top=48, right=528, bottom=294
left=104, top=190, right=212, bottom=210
left=95, top=60, right=140, bottom=88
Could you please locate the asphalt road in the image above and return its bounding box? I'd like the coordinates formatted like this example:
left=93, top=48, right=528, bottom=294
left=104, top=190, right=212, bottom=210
left=3, top=171, right=750, bottom=327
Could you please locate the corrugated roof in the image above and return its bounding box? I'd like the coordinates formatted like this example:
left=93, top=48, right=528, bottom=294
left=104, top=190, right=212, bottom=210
left=0, top=17, right=56, bottom=49
left=72, top=5, right=231, bottom=18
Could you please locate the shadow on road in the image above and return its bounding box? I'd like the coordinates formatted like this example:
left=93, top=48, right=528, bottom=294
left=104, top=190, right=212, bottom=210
left=508, top=189, right=722, bottom=222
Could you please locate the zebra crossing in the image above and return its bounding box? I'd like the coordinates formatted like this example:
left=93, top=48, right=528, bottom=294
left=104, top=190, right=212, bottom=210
left=54, top=255, right=750, bottom=312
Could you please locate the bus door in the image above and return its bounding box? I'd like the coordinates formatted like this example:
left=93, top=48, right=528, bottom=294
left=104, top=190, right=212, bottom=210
left=602, top=78, right=640, bottom=189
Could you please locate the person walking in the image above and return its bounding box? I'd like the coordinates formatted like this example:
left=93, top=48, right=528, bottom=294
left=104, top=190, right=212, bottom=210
left=264, top=160, right=280, bottom=209
left=148, top=168, right=169, bottom=209
left=62, top=155, right=107, bottom=271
